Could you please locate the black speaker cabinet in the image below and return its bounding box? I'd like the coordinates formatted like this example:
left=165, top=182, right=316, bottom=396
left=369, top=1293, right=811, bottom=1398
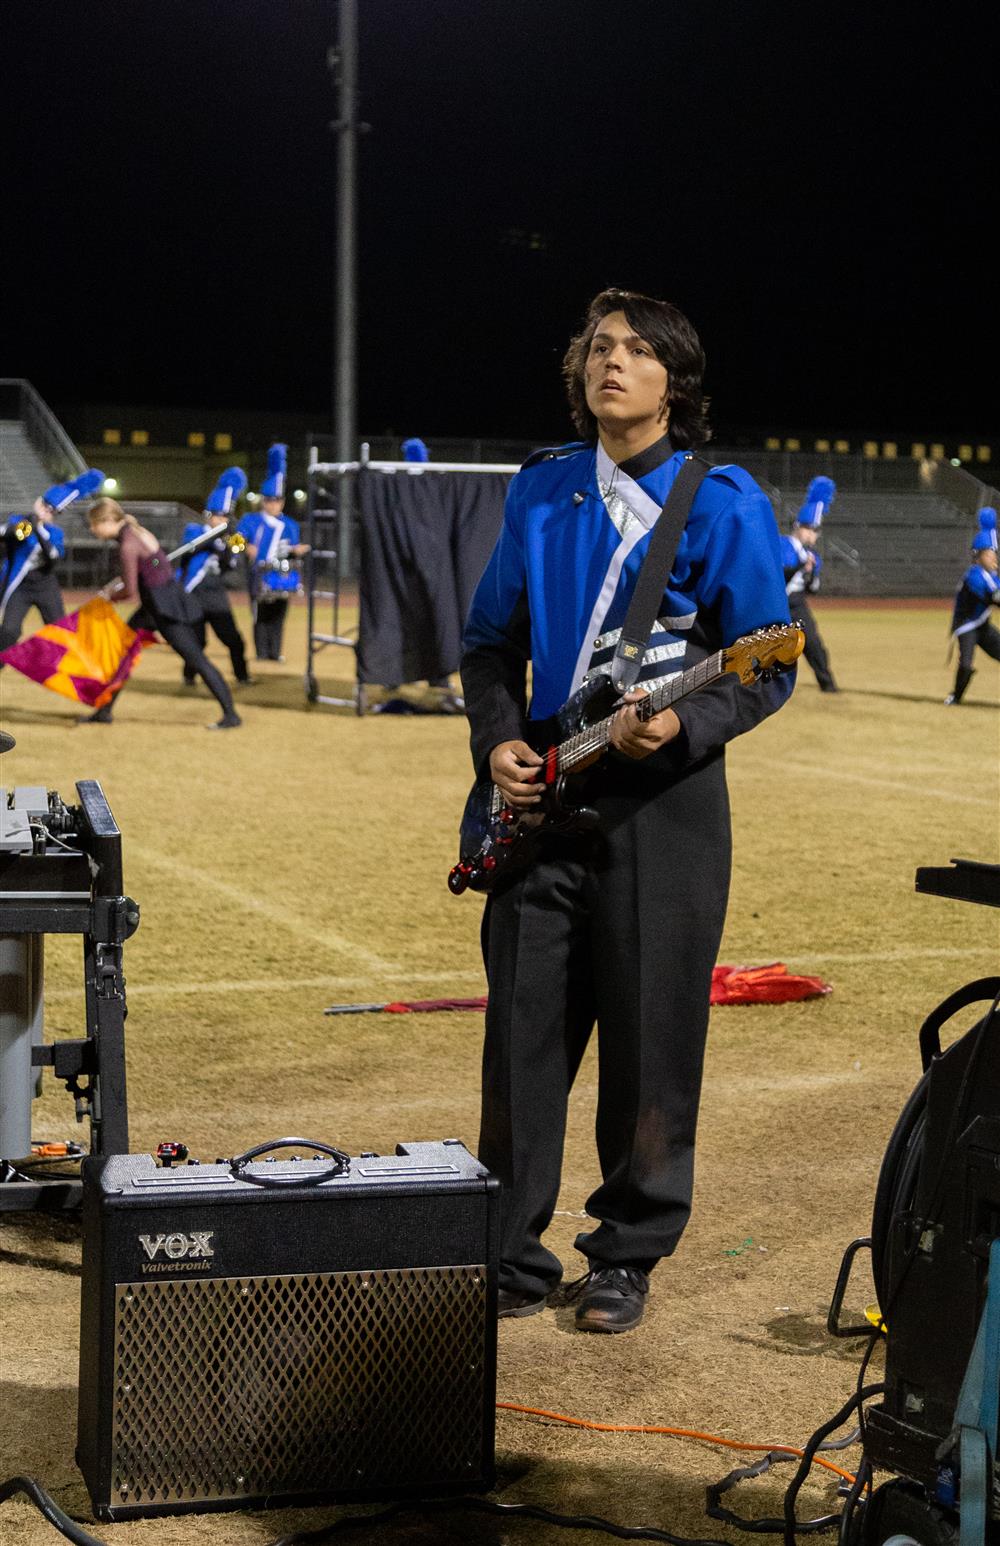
left=77, top=1140, right=499, bottom=1519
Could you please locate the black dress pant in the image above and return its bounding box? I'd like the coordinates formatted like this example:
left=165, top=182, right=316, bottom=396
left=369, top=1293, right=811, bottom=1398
left=479, top=754, right=732, bottom=1298
left=957, top=621, right=1000, bottom=672
left=0, top=572, right=65, bottom=655
left=182, top=580, right=249, bottom=683
left=789, top=596, right=837, bottom=690
left=106, top=585, right=236, bottom=720
left=253, top=595, right=288, bottom=660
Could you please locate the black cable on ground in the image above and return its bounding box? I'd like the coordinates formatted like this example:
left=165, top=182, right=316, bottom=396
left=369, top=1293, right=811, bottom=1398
left=270, top=1494, right=736, bottom=1546
left=781, top=1386, right=886, bottom=1546
left=0, top=1477, right=106, bottom=1546
left=706, top=1450, right=840, bottom=1535
left=836, top=1456, right=872, bottom=1546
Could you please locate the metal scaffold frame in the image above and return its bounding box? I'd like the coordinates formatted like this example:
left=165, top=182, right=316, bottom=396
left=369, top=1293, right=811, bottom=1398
left=304, top=444, right=519, bottom=714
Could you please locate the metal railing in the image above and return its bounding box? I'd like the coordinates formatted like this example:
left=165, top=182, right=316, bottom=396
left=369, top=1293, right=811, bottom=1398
left=0, top=378, right=86, bottom=483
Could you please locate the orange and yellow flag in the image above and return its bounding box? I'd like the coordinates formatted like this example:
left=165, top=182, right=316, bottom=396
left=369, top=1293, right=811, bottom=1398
left=0, top=598, right=157, bottom=707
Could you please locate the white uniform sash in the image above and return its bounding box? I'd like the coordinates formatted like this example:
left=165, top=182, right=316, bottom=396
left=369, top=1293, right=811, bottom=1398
left=568, top=443, right=672, bottom=696
left=784, top=535, right=809, bottom=597
left=0, top=528, right=47, bottom=624
left=259, top=514, right=284, bottom=567
left=952, top=572, right=998, bottom=637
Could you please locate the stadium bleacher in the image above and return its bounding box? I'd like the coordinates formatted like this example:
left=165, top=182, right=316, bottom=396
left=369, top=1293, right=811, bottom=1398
left=2, top=378, right=995, bottom=598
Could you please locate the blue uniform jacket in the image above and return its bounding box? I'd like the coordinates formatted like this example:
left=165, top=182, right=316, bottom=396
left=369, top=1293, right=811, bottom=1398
left=180, top=522, right=232, bottom=593
left=780, top=533, right=821, bottom=596
left=462, top=444, right=793, bottom=777
left=951, top=564, right=999, bottom=634
left=237, top=512, right=302, bottom=595
left=1, top=517, right=65, bottom=611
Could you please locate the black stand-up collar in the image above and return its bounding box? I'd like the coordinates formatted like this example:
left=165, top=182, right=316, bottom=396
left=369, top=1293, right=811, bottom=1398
left=616, top=432, right=676, bottom=482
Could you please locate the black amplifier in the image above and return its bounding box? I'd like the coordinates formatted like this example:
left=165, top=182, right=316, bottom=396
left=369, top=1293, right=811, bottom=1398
left=77, top=1139, right=499, bottom=1520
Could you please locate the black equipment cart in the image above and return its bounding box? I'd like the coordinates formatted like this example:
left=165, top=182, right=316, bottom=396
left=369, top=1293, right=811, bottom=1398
left=0, top=779, right=139, bottom=1212
left=829, top=859, right=999, bottom=1546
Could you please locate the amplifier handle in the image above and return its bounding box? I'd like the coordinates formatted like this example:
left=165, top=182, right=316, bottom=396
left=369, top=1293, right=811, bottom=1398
left=230, top=1136, right=351, bottom=1186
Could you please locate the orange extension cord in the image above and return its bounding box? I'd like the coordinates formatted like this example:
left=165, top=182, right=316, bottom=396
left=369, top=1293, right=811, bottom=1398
left=497, top=1403, right=858, bottom=1486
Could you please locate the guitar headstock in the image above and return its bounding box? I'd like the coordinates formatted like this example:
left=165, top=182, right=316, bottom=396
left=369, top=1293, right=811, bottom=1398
left=723, top=624, right=805, bottom=685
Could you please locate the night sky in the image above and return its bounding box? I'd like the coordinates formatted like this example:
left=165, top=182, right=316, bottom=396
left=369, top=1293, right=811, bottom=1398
left=6, top=2, right=995, bottom=442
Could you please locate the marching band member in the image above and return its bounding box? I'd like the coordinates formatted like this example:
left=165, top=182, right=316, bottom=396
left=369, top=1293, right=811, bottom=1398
left=179, top=467, right=252, bottom=686
left=461, top=289, right=794, bottom=1334
left=0, top=470, right=103, bottom=657
left=237, top=443, right=309, bottom=662
left=780, top=476, right=839, bottom=692
left=84, top=498, right=241, bottom=729
left=946, top=508, right=999, bottom=704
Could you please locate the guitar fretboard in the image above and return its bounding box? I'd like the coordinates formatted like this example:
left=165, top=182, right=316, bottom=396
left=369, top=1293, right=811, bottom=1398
left=558, top=649, right=725, bottom=773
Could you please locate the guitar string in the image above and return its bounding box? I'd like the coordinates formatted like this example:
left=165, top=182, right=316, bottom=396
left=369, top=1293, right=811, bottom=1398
left=553, top=623, right=797, bottom=773
left=558, top=649, right=725, bottom=773
left=470, top=625, right=798, bottom=873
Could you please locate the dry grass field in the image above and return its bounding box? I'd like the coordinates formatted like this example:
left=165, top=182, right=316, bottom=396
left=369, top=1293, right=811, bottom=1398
left=1, top=595, right=998, bottom=1546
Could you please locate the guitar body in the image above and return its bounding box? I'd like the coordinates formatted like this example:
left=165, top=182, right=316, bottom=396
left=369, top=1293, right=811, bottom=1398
left=448, top=623, right=804, bottom=896
left=451, top=678, right=613, bottom=895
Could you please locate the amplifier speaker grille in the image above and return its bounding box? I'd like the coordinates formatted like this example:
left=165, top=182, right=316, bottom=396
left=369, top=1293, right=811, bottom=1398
left=109, top=1264, right=487, bottom=1509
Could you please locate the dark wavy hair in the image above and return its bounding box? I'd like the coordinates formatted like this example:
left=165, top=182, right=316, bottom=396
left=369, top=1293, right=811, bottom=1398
left=562, top=288, right=711, bottom=449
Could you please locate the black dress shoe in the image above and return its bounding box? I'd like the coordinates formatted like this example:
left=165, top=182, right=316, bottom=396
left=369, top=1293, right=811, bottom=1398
left=497, top=1286, right=549, bottom=1319
left=564, top=1265, right=649, bottom=1333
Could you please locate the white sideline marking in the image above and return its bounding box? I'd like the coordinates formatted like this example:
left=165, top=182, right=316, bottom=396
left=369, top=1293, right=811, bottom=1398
left=782, top=946, right=993, bottom=965
left=43, top=971, right=488, bottom=1003
left=128, top=843, right=397, bottom=972
left=737, top=759, right=997, bottom=807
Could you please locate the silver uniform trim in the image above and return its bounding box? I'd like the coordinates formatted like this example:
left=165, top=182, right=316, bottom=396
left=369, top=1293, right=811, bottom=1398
left=584, top=663, right=684, bottom=693
left=568, top=445, right=670, bottom=696
left=593, top=613, right=695, bottom=651
left=634, top=640, right=687, bottom=667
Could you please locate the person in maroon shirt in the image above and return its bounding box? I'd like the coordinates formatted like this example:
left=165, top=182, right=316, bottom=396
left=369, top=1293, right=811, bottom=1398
left=85, top=499, right=241, bottom=729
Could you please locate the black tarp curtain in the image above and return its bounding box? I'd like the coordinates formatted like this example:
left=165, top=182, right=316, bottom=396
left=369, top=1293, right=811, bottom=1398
left=356, top=469, right=510, bottom=688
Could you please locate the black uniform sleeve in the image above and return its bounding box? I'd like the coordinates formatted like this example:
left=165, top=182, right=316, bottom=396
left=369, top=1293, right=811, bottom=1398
left=460, top=586, right=532, bottom=778
left=666, top=670, right=791, bottom=769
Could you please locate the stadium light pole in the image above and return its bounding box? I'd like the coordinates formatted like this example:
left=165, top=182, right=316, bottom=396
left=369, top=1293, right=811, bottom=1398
left=329, top=0, right=361, bottom=580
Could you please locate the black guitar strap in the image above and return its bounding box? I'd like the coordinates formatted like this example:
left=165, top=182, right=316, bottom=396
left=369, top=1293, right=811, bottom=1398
left=609, top=452, right=711, bottom=694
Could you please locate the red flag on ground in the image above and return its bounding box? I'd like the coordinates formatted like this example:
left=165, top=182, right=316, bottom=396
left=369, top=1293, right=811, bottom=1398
left=710, top=963, right=832, bottom=1004
left=0, top=598, right=156, bottom=708
left=324, top=971, right=832, bottom=1016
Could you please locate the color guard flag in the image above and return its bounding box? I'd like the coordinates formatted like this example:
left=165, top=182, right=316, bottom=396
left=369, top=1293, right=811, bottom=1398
left=0, top=598, right=156, bottom=708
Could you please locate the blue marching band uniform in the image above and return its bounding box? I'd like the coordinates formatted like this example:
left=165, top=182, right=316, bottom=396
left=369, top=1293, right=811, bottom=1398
left=1, top=469, right=104, bottom=657
left=461, top=433, right=794, bottom=1306
left=237, top=443, right=303, bottom=662
left=179, top=467, right=251, bottom=685
left=947, top=508, right=1000, bottom=704
left=779, top=475, right=838, bottom=692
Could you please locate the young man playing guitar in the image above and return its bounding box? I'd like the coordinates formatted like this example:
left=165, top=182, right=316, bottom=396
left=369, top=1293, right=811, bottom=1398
left=461, top=288, right=795, bottom=1333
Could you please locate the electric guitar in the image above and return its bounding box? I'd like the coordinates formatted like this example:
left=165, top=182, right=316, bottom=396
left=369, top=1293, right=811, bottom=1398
left=448, top=622, right=804, bottom=895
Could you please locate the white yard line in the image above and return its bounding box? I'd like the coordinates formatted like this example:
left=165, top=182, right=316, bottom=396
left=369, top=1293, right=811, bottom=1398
left=128, top=842, right=398, bottom=972
left=43, top=970, right=488, bottom=1003
left=778, top=945, right=993, bottom=965
left=735, top=759, right=997, bottom=808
